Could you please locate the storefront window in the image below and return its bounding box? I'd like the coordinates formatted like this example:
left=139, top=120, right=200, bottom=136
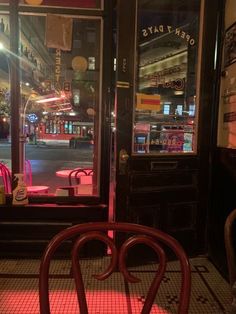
left=0, top=13, right=11, bottom=173
left=133, top=0, right=201, bottom=154
left=18, top=13, right=102, bottom=196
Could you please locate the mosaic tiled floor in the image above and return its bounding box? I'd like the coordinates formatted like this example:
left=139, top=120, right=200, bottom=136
left=0, top=257, right=233, bottom=313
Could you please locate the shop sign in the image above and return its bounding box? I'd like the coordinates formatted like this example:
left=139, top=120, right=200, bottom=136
left=28, top=113, right=38, bottom=123
left=150, top=78, right=185, bottom=90
left=224, top=22, right=236, bottom=67
left=136, top=93, right=161, bottom=111
left=135, top=123, right=150, bottom=133
left=141, top=25, right=196, bottom=46
left=55, top=49, right=61, bottom=89
left=144, top=65, right=181, bottom=80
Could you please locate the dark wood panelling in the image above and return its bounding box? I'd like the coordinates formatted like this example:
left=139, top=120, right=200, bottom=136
left=130, top=171, right=197, bottom=190
left=123, top=156, right=199, bottom=256
left=167, top=202, right=197, bottom=232
left=208, top=148, right=236, bottom=279
left=0, top=204, right=107, bottom=258
left=129, top=188, right=198, bottom=206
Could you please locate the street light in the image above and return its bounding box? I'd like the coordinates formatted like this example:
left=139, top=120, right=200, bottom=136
left=21, top=92, right=38, bottom=133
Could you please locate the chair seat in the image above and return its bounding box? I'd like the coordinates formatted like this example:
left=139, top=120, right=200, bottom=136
left=39, top=222, right=191, bottom=314
left=27, top=186, right=49, bottom=194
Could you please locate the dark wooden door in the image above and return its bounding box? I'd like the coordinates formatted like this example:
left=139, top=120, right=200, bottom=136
left=114, top=0, right=220, bottom=256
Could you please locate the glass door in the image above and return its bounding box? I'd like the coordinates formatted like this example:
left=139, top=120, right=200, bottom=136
left=115, top=0, right=208, bottom=255
left=115, top=0, right=203, bottom=216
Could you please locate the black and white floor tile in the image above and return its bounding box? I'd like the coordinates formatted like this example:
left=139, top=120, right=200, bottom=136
left=0, top=257, right=233, bottom=313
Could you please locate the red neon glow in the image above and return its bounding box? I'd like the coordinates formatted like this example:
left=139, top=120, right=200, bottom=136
left=58, top=107, right=72, bottom=112
left=47, top=102, right=71, bottom=108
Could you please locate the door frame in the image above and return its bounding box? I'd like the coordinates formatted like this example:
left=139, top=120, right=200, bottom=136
left=114, top=0, right=222, bottom=256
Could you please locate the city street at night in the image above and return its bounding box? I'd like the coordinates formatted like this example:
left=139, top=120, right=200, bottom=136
left=0, top=141, right=93, bottom=193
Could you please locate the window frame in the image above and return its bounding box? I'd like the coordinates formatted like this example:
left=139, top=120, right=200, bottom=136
left=2, top=1, right=106, bottom=204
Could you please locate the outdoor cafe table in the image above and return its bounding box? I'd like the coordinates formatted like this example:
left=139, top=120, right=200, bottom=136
left=55, top=168, right=92, bottom=178
left=55, top=168, right=93, bottom=195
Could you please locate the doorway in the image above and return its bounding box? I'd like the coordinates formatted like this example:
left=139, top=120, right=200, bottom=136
left=114, top=0, right=220, bottom=256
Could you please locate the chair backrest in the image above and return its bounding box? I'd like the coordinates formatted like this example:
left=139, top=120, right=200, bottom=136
left=68, top=168, right=93, bottom=186
left=80, top=169, right=93, bottom=185
left=224, top=208, right=236, bottom=287
left=80, top=175, right=93, bottom=185
left=0, top=162, right=12, bottom=193
left=39, top=222, right=191, bottom=314
left=24, top=159, right=33, bottom=186
left=0, top=160, right=32, bottom=193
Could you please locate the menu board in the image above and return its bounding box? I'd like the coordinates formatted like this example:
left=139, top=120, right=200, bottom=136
left=218, top=90, right=236, bottom=148
left=218, top=19, right=236, bottom=149
left=224, top=22, right=236, bottom=68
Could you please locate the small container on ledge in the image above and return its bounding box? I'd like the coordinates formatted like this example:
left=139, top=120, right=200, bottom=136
left=12, top=173, right=29, bottom=205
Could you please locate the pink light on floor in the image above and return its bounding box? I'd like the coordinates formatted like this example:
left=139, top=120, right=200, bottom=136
left=84, top=290, right=170, bottom=314
left=50, top=290, right=169, bottom=314
left=0, top=289, right=170, bottom=313
left=0, top=290, right=39, bottom=314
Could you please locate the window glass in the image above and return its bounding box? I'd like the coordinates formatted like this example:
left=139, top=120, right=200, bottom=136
left=19, top=14, right=101, bottom=196
left=134, top=0, right=201, bottom=154
left=163, top=104, right=170, bottom=115
left=0, top=14, right=11, bottom=175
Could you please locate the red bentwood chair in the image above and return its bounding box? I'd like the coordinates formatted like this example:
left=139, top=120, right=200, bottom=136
left=0, top=160, right=49, bottom=195
left=24, top=160, right=49, bottom=194
left=39, top=222, right=191, bottom=314
left=0, top=162, right=11, bottom=193
left=68, top=168, right=93, bottom=186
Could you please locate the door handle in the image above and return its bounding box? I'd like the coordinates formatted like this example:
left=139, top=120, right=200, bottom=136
left=119, top=149, right=129, bottom=174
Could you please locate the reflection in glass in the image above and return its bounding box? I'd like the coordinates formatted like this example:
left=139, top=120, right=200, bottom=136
left=134, top=0, right=201, bottom=154
left=0, top=14, right=11, bottom=174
